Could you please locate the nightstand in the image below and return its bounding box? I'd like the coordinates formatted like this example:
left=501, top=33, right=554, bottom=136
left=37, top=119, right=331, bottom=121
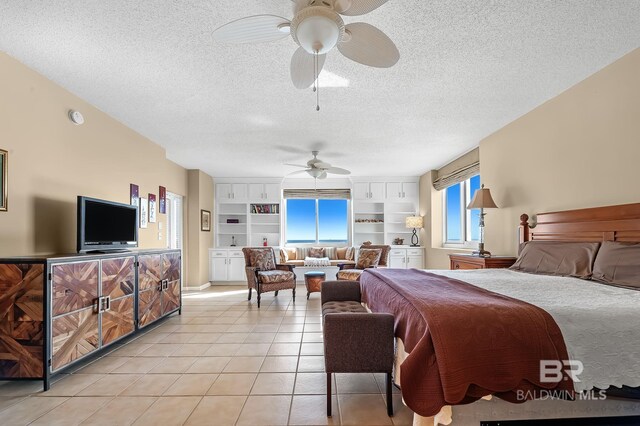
left=449, top=254, right=517, bottom=270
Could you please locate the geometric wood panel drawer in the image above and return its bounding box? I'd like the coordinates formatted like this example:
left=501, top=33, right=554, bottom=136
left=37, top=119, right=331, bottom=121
left=101, top=296, right=134, bottom=347
left=138, top=255, right=162, bottom=292
left=0, top=263, right=45, bottom=379
left=51, top=307, right=99, bottom=371
left=52, top=261, right=99, bottom=316
left=101, top=256, right=135, bottom=299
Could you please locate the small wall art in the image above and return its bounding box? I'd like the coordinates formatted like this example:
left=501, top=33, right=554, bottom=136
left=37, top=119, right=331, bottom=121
left=201, top=209, right=211, bottom=232
left=130, top=183, right=139, bottom=207
left=148, top=194, right=157, bottom=223
left=139, top=197, right=148, bottom=229
left=159, top=186, right=166, bottom=214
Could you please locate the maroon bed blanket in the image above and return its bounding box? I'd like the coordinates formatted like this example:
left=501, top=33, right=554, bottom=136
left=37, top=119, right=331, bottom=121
left=361, top=268, right=574, bottom=417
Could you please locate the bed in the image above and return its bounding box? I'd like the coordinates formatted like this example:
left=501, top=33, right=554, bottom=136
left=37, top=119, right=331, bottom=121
left=360, top=203, right=640, bottom=425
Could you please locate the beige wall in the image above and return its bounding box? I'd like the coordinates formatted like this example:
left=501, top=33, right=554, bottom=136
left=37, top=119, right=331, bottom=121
left=482, top=48, right=640, bottom=256
left=421, top=48, right=640, bottom=268
left=187, top=170, right=214, bottom=286
left=0, top=53, right=215, bottom=286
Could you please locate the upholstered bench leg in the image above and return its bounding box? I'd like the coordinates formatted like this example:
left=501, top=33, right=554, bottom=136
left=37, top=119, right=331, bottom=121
left=292, top=287, right=296, bottom=301
left=386, top=372, right=393, bottom=416
left=257, top=292, right=261, bottom=308
left=275, top=290, right=279, bottom=296
left=327, top=372, right=332, bottom=417
left=248, top=288, right=252, bottom=301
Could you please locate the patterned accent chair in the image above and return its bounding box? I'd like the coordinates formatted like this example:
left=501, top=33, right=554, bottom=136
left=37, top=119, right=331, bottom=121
left=243, top=247, right=296, bottom=308
left=336, top=245, right=391, bottom=282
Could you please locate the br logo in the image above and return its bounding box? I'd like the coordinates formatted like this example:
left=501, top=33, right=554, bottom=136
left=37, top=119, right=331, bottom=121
left=540, top=360, right=584, bottom=383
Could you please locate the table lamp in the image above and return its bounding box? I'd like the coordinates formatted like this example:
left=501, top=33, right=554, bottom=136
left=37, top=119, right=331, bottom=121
left=467, top=184, right=498, bottom=257
left=405, top=216, right=424, bottom=247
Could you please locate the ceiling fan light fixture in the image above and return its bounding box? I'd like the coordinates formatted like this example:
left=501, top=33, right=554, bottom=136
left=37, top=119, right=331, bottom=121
left=291, top=6, right=345, bottom=54
left=307, top=169, right=324, bottom=178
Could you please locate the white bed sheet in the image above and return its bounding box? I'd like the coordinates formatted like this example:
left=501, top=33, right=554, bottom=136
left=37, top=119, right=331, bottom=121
left=430, top=268, right=640, bottom=392
left=388, top=269, right=640, bottom=426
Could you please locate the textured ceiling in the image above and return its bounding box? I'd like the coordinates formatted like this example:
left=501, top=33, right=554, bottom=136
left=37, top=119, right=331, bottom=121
left=1, top=1, right=639, bottom=177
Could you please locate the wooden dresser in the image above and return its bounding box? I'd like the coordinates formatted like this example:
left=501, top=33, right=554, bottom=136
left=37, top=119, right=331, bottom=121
left=0, top=249, right=181, bottom=390
left=449, top=254, right=517, bottom=270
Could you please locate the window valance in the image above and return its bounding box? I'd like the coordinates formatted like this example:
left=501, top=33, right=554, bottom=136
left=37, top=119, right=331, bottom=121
left=432, top=161, right=480, bottom=191
left=283, top=189, right=351, bottom=199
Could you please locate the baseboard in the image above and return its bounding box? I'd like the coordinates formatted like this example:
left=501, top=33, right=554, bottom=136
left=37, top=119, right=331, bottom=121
left=183, top=282, right=211, bottom=291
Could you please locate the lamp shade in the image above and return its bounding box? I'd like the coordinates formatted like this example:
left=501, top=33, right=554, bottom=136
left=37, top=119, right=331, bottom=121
left=467, top=185, right=498, bottom=209
left=405, top=216, right=424, bottom=229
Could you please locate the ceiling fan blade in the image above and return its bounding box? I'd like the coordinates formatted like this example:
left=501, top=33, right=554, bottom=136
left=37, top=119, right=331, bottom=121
left=326, top=167, right=351, bottom=175
left=290, top=47, right=326, bottom=89
left=287, top=169, right=312, bottom=176
left=335, top=0, right=388, bottom=16
left=284, top=163, right=309, bottom=168
left=314, top=162, right=333, bottom=169
left=212, top=15, right=291, bottom=44
left=318, top=171, right=328, bottom=180
left=338, top=23, right=399, bottom=68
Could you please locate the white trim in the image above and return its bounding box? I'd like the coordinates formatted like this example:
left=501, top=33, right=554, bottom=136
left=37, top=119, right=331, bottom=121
left=183, top=282, right=211, bottom=291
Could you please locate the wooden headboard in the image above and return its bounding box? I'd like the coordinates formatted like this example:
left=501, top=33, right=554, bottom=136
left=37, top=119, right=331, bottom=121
left=519, top=203, right=640, bottom=244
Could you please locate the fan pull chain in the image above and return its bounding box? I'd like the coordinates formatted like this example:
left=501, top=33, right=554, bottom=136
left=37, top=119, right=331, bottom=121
left=315, top=51, right=320, bottom=111
left=312, top=52, right=317, bottom=94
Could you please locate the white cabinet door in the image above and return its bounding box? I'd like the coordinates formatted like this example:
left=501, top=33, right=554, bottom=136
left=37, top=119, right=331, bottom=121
left=211, top=257, right=228, bottom=281
left=386, top=183, right=402, bottom=200
left=369, top=182, right=385, bottom=200
left=231, top=184, right=248, bottom=201
left=263, top=184, right=281, bottom=202
left=353, top=183, right=370, bottom=200
left=249, top=184, right=264, bottom=201
left=406, top=255, right=423, bottom=269
left=402, top=182, right=419, bottom=200
left=228, top=257, right=246, bottom=281
left=389, top=255, right=406, bottom=269
left=216, top=184, right=231, bottom=200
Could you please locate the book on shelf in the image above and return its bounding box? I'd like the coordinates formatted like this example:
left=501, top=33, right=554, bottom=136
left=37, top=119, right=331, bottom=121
left=251, top=204, right=280, bottom=214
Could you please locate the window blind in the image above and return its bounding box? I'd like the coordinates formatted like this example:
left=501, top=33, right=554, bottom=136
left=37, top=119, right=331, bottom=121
left=283, top=188, right=351, bottom=199
left=432, top=161, right=480, bottom=191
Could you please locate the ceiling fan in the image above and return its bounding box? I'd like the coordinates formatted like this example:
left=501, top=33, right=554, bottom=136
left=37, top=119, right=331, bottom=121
left=285, top=151, right=351, bottom=179
left=212, top=0, right=399, bottom=109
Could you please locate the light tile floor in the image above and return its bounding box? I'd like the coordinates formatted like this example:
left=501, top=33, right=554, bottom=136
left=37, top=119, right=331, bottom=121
left=0, top=285, right=415, bottom=425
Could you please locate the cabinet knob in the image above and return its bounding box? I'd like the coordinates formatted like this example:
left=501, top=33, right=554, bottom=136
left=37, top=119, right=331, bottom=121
left=454, top=263, right=460, bottom=269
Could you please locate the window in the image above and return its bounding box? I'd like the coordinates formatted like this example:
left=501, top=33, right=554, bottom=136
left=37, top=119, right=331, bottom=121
left=286, top=199, right=349, bottom=244
left=443, top=175, right=481, bottom=246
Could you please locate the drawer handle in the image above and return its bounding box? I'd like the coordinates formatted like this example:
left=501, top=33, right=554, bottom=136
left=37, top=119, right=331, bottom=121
left=454, top=264, right=460, bottom=269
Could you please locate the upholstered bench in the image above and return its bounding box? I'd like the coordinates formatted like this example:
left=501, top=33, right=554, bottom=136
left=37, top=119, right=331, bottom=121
left=321, top=280, right=394, bottom=417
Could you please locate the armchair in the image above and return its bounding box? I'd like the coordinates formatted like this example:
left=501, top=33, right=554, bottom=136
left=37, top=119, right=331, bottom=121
left=242, top=247, right=296, bottom=308
left=336, top=244, right=390, bottom=281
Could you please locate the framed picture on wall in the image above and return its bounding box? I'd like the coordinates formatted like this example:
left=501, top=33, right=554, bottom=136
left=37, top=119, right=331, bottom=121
left=140, top=197, right=148, bottom=229
left=130, top=183, right=139, bottom=207
left=159, top=186, right=166, bottom=214
left=0, top=149, right=7, bottom=212
left=148, top=194, right=157, bottom=223
left=201, top=209, right=211, bottom=232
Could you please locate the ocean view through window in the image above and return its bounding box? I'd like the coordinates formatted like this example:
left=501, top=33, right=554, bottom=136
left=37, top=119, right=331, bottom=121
left=286, top=198, right=349, bottom=244
left=444, top=174, right=481, bottom=246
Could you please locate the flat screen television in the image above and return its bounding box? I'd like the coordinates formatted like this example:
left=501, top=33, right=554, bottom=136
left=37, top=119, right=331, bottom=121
left=77, top=196, right=139, bottom=253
